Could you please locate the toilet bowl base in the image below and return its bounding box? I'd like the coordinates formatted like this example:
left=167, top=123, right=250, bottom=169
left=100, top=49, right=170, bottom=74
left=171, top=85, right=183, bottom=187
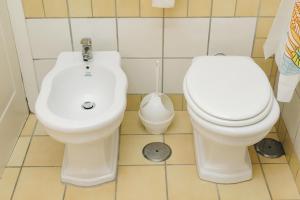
left=61, top=130, right=119, bottom=187
left=193, top=127, right=253, bottom=184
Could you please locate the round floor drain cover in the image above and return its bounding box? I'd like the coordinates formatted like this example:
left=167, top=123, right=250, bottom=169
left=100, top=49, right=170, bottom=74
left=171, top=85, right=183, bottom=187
left=255, top=138, right=285, bottom=158
left=82, top=101, right=95, bottom=110
left=143, top=142, right=172, bottom=162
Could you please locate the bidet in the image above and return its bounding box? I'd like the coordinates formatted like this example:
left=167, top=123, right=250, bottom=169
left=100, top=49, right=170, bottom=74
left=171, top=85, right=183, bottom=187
left=35, top=51, right=127, bottom=186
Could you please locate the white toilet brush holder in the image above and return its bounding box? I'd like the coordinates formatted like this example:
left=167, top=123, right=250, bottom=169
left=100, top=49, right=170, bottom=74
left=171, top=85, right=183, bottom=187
left=139, top=61, right=175, bottom=134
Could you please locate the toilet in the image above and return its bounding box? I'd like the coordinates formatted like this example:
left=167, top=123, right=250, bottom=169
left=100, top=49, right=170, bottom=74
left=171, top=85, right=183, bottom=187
left=183, top=56, right=280, bottom=183
left=35, top=51, right=127, bottom=186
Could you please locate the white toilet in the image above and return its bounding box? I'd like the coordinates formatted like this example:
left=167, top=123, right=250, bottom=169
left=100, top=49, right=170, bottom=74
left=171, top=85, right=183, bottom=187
left=183, top=56, right=280, bottom=183
left=35, top=51, right=127, bottom=186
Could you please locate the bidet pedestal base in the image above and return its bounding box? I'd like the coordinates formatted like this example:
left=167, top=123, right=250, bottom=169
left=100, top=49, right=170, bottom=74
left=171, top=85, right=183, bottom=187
left=61, top=130, right=119, bottom=186
left=193, top=128, right=252, bottom=184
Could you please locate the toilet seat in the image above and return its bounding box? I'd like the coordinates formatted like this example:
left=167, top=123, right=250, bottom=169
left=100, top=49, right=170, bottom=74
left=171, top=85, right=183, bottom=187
left=184, top=56, right=273, bottom=127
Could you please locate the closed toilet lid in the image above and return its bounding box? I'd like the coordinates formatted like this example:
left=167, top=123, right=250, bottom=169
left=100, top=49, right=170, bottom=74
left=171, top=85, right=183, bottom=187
left=185, top=56, right=273, bottom=126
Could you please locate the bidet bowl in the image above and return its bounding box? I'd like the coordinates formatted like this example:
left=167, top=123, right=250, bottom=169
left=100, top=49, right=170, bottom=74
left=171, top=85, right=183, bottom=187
left=35, top=51, right=128, bottom=186
left=35, top=51, right=128, bottom=144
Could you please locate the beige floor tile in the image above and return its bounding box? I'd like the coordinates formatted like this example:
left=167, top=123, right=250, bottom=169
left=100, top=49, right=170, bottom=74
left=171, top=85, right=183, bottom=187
left=248, top=146, right=260, bottom=164
left=218, top=164, right=271, bottom=200
left=34, top=122, right=48, bottom=135
left=0, top=168, right=20, bottom=200
left=65, top=181, right=115, bottom=200
left=289, top=152, right=300, bottom=178
left=119, top=135, right=164, bottom=165
left=167, top=165, right=218, bottom=200
left=166, top=111, right=193, bottom=134
left=165, top=134, right=195, bottom=164
left=116, top=166, right=167, bottom=200
left=121, top=111, right=148, bottom=134
left=21, top=114, right=37, bottom=136
left=262, top=164, right=300, bottom=199
left=7, top=137, right=31, bottom=167
left=24, top=136, right=64, bottom=166
left=13, top=167, right=64, bottom=200
left=258, top=133, right=287, bottom=164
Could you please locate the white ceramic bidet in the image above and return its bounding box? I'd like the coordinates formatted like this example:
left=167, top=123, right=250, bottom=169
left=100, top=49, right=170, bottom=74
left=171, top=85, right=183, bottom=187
left=35, top=51, right=127, bottom=186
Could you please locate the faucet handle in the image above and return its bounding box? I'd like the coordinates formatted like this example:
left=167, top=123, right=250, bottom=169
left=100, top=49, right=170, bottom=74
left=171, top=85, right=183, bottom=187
left=81, top=38, right=92, bottom=46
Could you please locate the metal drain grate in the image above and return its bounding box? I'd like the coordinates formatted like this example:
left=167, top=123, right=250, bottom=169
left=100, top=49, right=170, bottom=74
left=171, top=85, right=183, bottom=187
left=143, top=142, right=172, bottom=162
left=82, top=101, right=95, bottom=110
left=255, top=138, right=285, bottom=158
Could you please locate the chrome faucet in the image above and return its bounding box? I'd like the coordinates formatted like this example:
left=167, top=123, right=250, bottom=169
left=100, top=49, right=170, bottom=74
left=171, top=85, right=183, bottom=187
left=81, top=38, right=93, bottom=62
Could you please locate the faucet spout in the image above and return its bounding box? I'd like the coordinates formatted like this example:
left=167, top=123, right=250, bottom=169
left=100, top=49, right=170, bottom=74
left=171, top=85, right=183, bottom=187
left=81, top=38, right=93, bottom=62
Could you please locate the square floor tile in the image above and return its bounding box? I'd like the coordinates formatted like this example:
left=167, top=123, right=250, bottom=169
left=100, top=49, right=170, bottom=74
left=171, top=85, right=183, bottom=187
left=119, top=135, right=164, bottom=165
left=21, top=114, right=37, bottom=136
left=0, top=168, right=20, bottom=200
left=13, top=167, right=64, bottom=200
left=258, top=133, right=287, bottom=164
left=121, top=111, right=148, bottom=134
left=166, top=111, right=193, bottom=134
left=165, top=134, right=195, bottom=164
left=218, top=164, right=271, bottom=200
left=167, top=165, right=218, bottom=200
left=116, top=166, right=167, bottom=200
left=262, top=164, right=300, bottom=199
left=24, top=136, right=64, bottom=166
left=65, top=181, right=115, bottom=200
left=7, top=137, right=31, bottom=167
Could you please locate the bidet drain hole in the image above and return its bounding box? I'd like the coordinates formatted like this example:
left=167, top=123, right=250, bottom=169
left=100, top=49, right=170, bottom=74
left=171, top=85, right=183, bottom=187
left=82, top=101, right=95, bottom=110
left=143, top=142, right=172, bottom=162
left=254, top=138, right=285, bottom=158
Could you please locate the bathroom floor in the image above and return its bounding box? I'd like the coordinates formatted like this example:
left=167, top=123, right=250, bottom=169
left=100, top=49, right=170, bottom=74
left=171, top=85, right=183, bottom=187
left=1, top=111, right=300, bottom=200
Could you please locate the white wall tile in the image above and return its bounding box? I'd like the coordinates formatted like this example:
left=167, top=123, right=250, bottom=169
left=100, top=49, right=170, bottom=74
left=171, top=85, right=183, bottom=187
left=163, top=59, right=192, bottom=93
left=26, top=19, right=72, bottom=59
left=209, top=18, right=256, bottom=56
left=164, top=18, right=210, bottom=57
left=282, top=92, right=300, bottom=143
left=34, top=59, right=56, bottom=89
left=71, top=18, right=117, bottom=51
left=118, top=18, right=163, bottom=57
left=122, top=59, right=162, bottom=93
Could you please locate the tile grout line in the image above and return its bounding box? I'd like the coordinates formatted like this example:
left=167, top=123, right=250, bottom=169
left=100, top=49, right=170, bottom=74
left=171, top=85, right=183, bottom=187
left=65, top=0, right=74, bottom=51
left=62, top=184, right=67, bottom=200
left=115, top=0, right=120, bottom=52
left=114, top=127, right=122, bottom=200
left=41, top=0, right=46, bottom=17
left=163, top=132, right=170, bottom=200
left=90, top=0, right=94, bottom=17
left=259, top=163, right=274, bottom=199
left=25, top=15, right=274, bottom=19
left=216, top=183, right=221, bottom=200
left=10, top=119, right=38, bottom=200
left=250, top=0, right=262, bottom=58
left=161, top=9, right=165, bottom=93
left=233, top=0, right=238, bottom=16
left=206, top=0, right=214, bottom=55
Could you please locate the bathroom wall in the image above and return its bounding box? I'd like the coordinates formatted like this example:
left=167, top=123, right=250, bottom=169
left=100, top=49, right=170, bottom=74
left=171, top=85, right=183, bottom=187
left=22, top=0, right=281, bottom=111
